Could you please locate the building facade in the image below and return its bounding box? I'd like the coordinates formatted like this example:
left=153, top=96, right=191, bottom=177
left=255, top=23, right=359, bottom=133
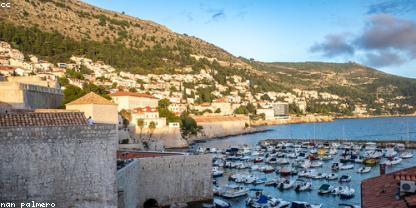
left=110, top=92, right=158, bottom=111
left=66, top=92, right=119, bottom=124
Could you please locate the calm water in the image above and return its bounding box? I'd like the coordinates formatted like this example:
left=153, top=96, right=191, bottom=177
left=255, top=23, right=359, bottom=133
left=193, top=116, right=416, bottom=208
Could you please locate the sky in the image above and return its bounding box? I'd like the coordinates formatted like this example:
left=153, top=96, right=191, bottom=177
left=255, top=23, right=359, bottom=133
left=83, top=0, right=416, bottom=78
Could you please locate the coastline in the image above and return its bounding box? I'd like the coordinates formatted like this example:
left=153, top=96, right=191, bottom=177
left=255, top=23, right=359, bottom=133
left=165, top=113, right=416, bottom=149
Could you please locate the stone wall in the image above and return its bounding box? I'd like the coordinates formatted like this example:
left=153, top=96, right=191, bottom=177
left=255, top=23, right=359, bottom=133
left=0, top=82, right=63, bottom=109
left=192, top=115, right=250, bottom=140
left=117, top=154, right=213, bottom=208
left=0, top=124, right=118, bottom=207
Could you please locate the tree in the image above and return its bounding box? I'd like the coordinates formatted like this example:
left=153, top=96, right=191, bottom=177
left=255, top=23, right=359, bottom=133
left=62, top=85, right=85, bottom=105
left=214, top=108, right=221, bottom=113
left=137, top=118, right=144, bottom=141
left=148, top=121, right=156, bottom=139
left=180, top=114, right=200, bottom=139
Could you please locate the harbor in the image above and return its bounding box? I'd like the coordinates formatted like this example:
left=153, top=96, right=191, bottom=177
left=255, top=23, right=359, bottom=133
left=191, top=116, right=416, bottom=208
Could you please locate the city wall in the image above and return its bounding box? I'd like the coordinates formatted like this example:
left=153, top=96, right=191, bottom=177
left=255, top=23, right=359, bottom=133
left=0, top=124, right=118, bottom=208
left=117, top=154, right=213, bottom=208
left=0, top=82, right=63, bottom=109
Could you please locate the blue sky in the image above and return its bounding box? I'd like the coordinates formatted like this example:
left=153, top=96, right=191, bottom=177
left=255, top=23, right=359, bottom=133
left=83, top=0, right=416, bottom=78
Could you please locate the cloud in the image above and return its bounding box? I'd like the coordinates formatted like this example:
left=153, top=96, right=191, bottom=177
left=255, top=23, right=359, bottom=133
left=311, top=14, right=416, bottom=68
left=367, top=0, right=416, bottom=15
left=211, top=10, right=226, bottom=21
left=310, top=34, right=354, bottom=58
left=365, top=50, right=406, bottom=67
left=355, top=14, right=416, bottom=58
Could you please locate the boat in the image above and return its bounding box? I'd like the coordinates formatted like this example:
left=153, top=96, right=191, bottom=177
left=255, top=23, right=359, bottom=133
left=325, top=173, right=338, bottom=180
left=265, top=178, right=280, bottom=186
left=220, top=185, right=248, bottom=198
left=383, top=157, right=402, bottom=165
left=295, top=179, right=312, bottom=192
left=277, top=158, right=290, bottom=165
left=310, top=161, right=323, bottom=168
left=338, top=204, right=361, bottom=208
left=339, top=163, right=354, bottom=170
left=331, top=163, right=339, bottom=171
left=329, top=148, right=337, bottom=155
left=251, top=165, right=260, bottom=171
left=279, top=166, right=292, bottom=176
left=339, top=187, right=355, bottom=199
left=357, top=166, right=371, bottom=174
left=363, top=158, right=378, bottom=166
left=332, top=186, right=355, bottom=199
left=318, top=184, right=333, bottom=194
left=246, top=193, right=269, bottom=208
left=203, top=199, right=231, bottom=208
left=254, top=157, right=264, bottom=163
left=254, top=177, right=267, bottom=185
left=212, top=167, right=224, bottom=178
left=290, top=201, right=322, bottom=208
left=384, top=148, right=398, bottom=158
left=400, top=151, right=413, bottom=159
left=214, top=198, right=231, bottom=208
left=277, top=178, right=294, bottom=190
left=365, top=142, right=377, bottom=151
left=339, top=175, right=352, bottom=183
left=260, top=165, right=275, bottom=173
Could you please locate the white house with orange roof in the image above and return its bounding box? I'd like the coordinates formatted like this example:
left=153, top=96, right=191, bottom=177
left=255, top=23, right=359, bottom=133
left=130, top=106, right=166, bottom=129
left=110, top=91, right=159, bottom=111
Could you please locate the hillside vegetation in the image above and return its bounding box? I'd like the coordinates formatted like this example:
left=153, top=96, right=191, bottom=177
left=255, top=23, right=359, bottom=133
left=1, top=0, right=416, bottom=110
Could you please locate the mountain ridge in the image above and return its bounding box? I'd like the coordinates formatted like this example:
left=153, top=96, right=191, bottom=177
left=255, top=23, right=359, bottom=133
left=1, top=0, right=416, bottom=114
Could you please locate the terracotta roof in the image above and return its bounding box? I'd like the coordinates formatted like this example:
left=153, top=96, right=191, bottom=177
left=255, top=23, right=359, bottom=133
left=192, top=115, right=249, bottom=123
left=132, top=106, right=158, bottom=114
left=66, top=92, right=116, bottom=105
left=0, top=112, right=87, bottom=127
left=109, top=91, right=157, bottom=99
left=0, top=101, right=12, bottom=108
left=361, top=166, right=416, bottom=208
left=0, top=66, right=16, bottom=71
left=213, top=97, right=227, bottom=103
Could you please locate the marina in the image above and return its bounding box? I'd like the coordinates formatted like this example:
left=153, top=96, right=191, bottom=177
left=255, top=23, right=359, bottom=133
left=192, top=116, right=416, bottom=208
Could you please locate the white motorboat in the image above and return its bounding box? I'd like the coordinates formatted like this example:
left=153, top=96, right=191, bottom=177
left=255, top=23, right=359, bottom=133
left=277, top=178, right=294, bottom=190
left=220, top=185, right=248, bottom=198
left=384, top=148, right=398, bottom=158
left=339, top=175, right=352, bottom=183
left=325, top=173, right=338, bottom=180
left=333, top=186, right=355, bottom=199
left=365, top=142, right=377, bottom=151
left=212, top=167, right=224, bottom=177
left=329, top=148, right=338, bottom=155
left=357, top=166, right=371, bottom=174
left=294, top=179, right=312, bottom=192
left=310, top=161, right=323, bottom=168
left=339, top=163, right=354, bottom=170
left=400, top=151, right=413, bottom=159
left=260, top=165, right=275, bottom=173
left=383, top=157, right=402, bottom=165
left=319, top=184, right=333, bottom=194
left=277, top=158, right=290, bottom=165
left=339, top=187, right=355, bottom=199
left=214, top=198, right=231, bottom=208
left=290, top=201, right=322, bottom=208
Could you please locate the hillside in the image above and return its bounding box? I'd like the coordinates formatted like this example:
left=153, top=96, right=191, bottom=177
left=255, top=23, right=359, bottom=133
left=1, top=0, right=416, bottom=110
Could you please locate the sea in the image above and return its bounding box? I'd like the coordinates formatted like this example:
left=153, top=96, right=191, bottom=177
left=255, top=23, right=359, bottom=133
left=192, top=116, right=416, bottom=208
